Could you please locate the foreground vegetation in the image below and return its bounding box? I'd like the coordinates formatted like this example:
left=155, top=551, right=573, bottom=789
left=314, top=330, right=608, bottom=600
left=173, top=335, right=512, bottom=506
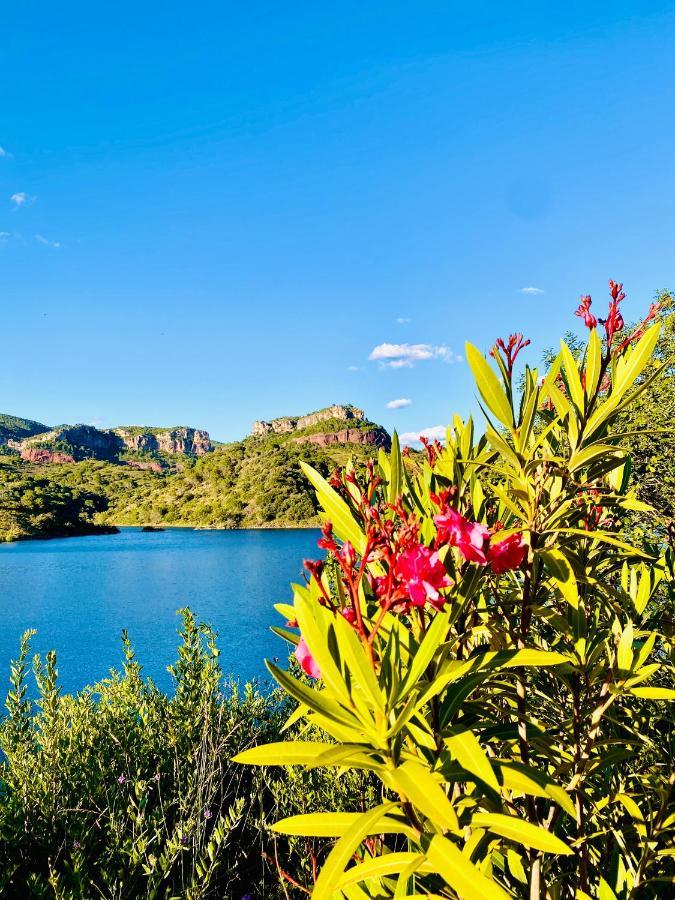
left=0, top=612, right=374, bottom=898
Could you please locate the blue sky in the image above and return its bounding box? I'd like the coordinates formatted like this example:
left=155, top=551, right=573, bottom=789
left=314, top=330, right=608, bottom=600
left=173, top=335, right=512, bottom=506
left=2, top=2, right=674, bottom=443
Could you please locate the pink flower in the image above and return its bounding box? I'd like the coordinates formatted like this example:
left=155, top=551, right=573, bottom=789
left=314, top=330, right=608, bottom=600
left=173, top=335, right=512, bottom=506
left=575, top=295, right=597, bottom=329
left=434, top=508, right=489, bottom=565
left=487, top=533, right=527, bottom=574
left=295, top=637, right=321, bottom=679
left=341, top=607, right=356, bottom=625
left=393, top=544, right=452, bottom=609
left=604, top=300, right=624, bottom=344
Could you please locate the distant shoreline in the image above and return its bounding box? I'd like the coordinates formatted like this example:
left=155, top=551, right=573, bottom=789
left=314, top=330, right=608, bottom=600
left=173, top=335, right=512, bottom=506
left=0, top=522, right=321, bottom=545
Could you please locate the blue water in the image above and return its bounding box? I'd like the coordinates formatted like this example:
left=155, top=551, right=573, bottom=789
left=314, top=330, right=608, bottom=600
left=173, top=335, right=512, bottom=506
left=0, top=527, right=320, bottom=695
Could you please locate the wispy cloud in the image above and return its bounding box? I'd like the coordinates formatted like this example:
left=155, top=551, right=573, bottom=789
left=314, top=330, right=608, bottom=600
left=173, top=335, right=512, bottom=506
left=520, top=286, right=545, bottom=295
left=369, top=342, right=462, bottom=368
left=386, top=398, right=412, bottom=409
left=0, top=146, right=8, bottom=158
left=11, top=191, right=35, bottom=209
left=396, top=317, right=411, bottom=324
left=0, top=231, right=10, bottom=244
left=346, top=365, right=360, bottom=372
left=400, top=425, right=447, bottom=447
left=35, top=234, right=61, bottom=248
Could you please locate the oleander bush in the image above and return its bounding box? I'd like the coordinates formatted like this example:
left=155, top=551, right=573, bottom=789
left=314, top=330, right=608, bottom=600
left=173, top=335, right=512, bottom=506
left=236, top=282, right=675, bottom=899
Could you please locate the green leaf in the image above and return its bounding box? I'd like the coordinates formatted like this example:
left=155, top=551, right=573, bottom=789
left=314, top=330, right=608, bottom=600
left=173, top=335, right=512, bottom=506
left=300, top=461, right=366, bottom=554
left=294, top=593, right=353, bottom=708
left=389, top=431, right=402, bottom=503
left=444, top=728, right=500, bottom=791
left=585, top=328, right=602, bottom=397
left=425, top=834, right=511, bottom=900
left=384, top=762, right=459, bottom=831
left=613, top=322, right=660, bottom=397
left=466, top=342, right=514, bottom=429
left=499, top=762, right=576, bottom=818
left=396, top=608, right=450, bottom=703
left=628, top=687, right=675, bottom=700
left=471, top=812, right=573, bottom=855
left=540, top=549, right=578, bottom=609
left=617, top=623, right=634, bottom=673
left=232, top=741, right=341, bottom=766
left=554, top=528, right=653, bottom=559
left=598, top=879, right=619, bottom=900
left=313, top=804, right=395, bottom=900
left=560, top=339, right=585, bottom=414
left=272, top=807, right=413, bottom=838
left=507, top=848, right=527, bottom=884
left=337, top=852, right=428, bottom=888
left=266, top=662, right=360, bottom=730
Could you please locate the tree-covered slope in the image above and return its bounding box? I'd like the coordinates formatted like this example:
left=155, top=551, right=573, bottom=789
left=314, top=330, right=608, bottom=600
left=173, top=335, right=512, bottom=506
left=0, top=410, right=391, bottom=538
left=0, top=461, right=116, bottom=542
left=0, top=413, right=49, bottom=446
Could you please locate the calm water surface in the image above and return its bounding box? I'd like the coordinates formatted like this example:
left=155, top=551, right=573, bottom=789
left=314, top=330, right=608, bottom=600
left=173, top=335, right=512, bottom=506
left=0, top=527, right=319, bottom=694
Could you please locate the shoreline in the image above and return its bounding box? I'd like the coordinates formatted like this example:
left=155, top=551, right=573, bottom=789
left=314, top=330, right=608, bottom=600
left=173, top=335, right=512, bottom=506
left=0, top=522, right=320, bottom=545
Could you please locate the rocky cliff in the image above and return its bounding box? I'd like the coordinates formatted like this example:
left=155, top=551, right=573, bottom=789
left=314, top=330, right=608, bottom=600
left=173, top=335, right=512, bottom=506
left=15, top=423, right=213, bottom=464
left=253, top=404, right=365, bottom=436
left=20, top=448, right=77, bottom=465
left=293, top=428, right=391, bottom=450
left=19, top=425, right=123, bottom=462
left=115, top=427, right=213, bottom=456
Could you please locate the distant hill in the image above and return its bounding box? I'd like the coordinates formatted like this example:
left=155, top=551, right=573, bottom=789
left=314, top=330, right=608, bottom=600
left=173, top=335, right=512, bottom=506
left=0, top=412, right=50, bottom=445
left=0, top=406, right=391, bottom=539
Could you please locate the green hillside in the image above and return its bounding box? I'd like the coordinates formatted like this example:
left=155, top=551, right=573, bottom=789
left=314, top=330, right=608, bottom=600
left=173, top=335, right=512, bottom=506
left=0, top=412, right=49, bottom=446
left=0, top=412, right=390, bottom=539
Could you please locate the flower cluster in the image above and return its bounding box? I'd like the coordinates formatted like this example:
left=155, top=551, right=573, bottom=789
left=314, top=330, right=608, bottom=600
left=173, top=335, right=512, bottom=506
left=574, top=279, right=660, bottom=353
left=294, top=468, right=526, bottom=678
left=490, top=333, right=531, bottom=378
left=432, top=497, right=527, bottom=572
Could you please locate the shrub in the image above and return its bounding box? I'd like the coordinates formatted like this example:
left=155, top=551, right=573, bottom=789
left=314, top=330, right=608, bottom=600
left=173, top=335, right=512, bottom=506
left=236, top=282, right=675, bottom=898
left=0, top=613, right=299, bottom=898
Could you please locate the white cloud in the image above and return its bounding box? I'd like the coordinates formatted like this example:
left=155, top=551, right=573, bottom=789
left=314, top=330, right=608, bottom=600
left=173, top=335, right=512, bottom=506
left=0, top=146, right=7, bottom=158
left=386, top=398, right=412, bottom=409
left=346, top=365, right=360, bottom=372
left=396, top=317, right=411, bottom=324
left=400, top=425, right=447, bottom=447
left=35, top=234, right=61, bottom=248
left=11, top=191, right=34, bottom=208
left=520, top=286, right=545, bottom=295
left=0, top=232, right=10, bottom=243
left=369, top=342, right=461, bottom=368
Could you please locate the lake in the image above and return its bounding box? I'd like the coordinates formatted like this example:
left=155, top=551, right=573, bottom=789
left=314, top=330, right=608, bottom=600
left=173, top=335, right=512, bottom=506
left=0, top=527, right=320, bottom=695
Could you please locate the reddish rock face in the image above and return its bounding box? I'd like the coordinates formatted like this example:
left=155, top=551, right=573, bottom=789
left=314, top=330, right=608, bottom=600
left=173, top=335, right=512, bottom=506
left=294, top=429, right=391, bottom=450
left=20, top=448, right=76, bottom=464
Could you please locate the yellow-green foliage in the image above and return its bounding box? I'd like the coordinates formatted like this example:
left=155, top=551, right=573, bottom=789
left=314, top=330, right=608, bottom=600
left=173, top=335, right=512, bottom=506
left=237, top=317, right=675, bottom=898
left=0, top=612, right=374, bottom=898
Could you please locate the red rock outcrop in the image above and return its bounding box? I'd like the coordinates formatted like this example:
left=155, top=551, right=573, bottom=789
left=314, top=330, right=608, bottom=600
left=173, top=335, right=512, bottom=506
left=20, top=448, right=76, bottom=464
